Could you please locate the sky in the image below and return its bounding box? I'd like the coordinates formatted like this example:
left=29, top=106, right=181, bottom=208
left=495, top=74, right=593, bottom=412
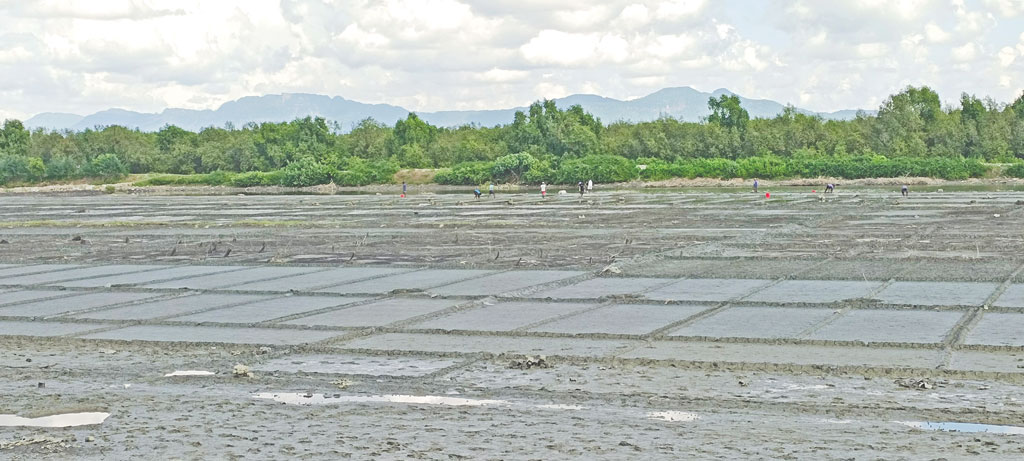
left=2, top=0, right=1024, bottom=121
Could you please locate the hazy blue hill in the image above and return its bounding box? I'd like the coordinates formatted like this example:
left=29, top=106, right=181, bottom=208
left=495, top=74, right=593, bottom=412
left=21, top=112, right=84, bottom=131
left=25, top=87, right=873, bottom=132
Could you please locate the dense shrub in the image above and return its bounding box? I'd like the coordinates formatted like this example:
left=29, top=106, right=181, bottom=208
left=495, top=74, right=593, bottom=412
left=521, top=159, right=554, bottom=184
left=674, top=158, right=739, bottom=179
left=45, top=156, right=80, bottom=180
left=334, top=157, right=400, bottom=186
left=491, top=153, right=538, bottom=183
left=280, top=157, right=332, bottom=187
left=1006, top=163, right=1024, bottom=178
left=788, top=155, right=987, bottom=180
left=84, top=154, right=129, bottom=179
left=433, top=161, right=494, bottom=185
left=135, top=170, right=236, bottom=186
left=635, top=157, right=674, bottom=181
left=134, top=175, right=184, bottom=186
left=360, top=159, right=400, bottom=184
left=736, top=156, right=788, bottom=179
left=0, top=155, right=40, bottom=184
left=552, top=155, right=637, bottom=184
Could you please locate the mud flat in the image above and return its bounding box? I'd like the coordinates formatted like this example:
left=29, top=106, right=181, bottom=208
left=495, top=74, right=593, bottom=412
left=3, top=188, right=1024, bottom=459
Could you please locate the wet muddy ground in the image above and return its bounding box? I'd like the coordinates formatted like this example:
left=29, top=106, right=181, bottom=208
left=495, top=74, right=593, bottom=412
left=3, top=187, right=1024, bottom=459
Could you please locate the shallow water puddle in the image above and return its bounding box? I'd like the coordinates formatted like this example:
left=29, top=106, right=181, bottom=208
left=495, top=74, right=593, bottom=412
left=536, top=404, right=587, bottom=410
left=252, top=393, right=595, bottom=412
left=647, top=411, right=700, bottom=422
left=254, top=393, right=509, bottom=407
left=164, top=370, right=215, bottom=377
left=898, top=421, right=1024, bottom=434
left=0, top=412, right=110, bottom=428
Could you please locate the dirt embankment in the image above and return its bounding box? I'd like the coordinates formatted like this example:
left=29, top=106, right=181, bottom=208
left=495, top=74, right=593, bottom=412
left=3, top=176, right=1024, bottom=196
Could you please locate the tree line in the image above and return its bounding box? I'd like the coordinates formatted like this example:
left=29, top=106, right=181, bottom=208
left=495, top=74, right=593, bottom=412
left=2, top=86, right=1024, bottom=186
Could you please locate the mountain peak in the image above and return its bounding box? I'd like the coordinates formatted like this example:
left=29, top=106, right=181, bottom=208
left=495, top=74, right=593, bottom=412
left=24, top=88, right=873, bottom=132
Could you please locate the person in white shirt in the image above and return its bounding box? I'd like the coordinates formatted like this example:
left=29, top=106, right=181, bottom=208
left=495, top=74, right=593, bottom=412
left=540, top=182, right=547, bottom=198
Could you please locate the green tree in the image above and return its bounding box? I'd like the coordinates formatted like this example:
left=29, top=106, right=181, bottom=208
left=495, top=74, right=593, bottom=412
left=84, top=153, right=128, bottom=179
left=491, top=152, right=538, bottom=183
left=347, top=118, right=393, bottom=161
left=707, top=94, right=750, bottom=132
left=0, top=119, right=30, bottom=156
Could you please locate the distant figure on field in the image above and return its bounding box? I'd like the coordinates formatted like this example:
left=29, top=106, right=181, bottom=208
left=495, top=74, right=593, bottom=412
left=402, top=181, right=407, bottom=196
left=488, top=183, right=495, bottom=197
left=901, top=185, right=909, bottom=197
left=825, top=183, right=835, bottom=193
left=587, top=179, right=593, bottom=193
left=541, top=182, right=547, bottom=198
left=753, top=178, right=759, bottom=193
left=473, top=189, right=482, bottom=199
left=578, top=181, right=585, bottom=197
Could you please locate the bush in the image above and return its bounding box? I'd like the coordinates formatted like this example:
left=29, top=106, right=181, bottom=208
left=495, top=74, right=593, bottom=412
left=84, top=154, right=128, bottom=179
left=491, top=153, right=538, bottom=183
left=334, top=157, right=400, bottom=186
left=280, top=157, right=332, bottom=187
left=736, top=156, right=788, bottom=179
left=203, top=170, right=234, bottom=186
left=636, top=157, right=674, bottom=181
left=0, top=155, right=47, bottom=184
left=552, top=155, right=637, bottom=184
left=45, top=156, right=80, bottom=180
left=667, top=155, right=990, bottom=181
left=673, top=158, right=739, bottom=179
left=359, top=159, right=400, bottom=184
left=134, top=170, right=237, bottom=187
left=433, top=161, right=494, bottom=185
left=134, top=175, right=179, bottom=186
left=521, top=159, right=554, bottom=184
left=1006, top=163, right=1024, bottom=178
left=26, top=158, right=45, bottom=182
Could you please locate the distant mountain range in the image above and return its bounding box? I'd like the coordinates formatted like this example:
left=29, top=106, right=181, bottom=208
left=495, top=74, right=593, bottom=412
left=25, top=87, right=873, bottom=133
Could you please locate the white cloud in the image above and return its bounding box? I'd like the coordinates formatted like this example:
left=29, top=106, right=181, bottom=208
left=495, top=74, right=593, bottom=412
left=951, top=42, right=978, bottom=61
left=998, top=46, right=1017, bottom=67
left=534, top=81, right=568, bottom=99
left=14, top=0, right=186, bottom=20
left=627, top=75, right=667, bottom=87
left=984, top=0, right=1024, bottom=17
left=553, top=5, right=612, bottom=29
left=856, top=42, right=889, bottom=58
left=520, top=30, right=601, bottom=66
left=924, top=22, right=950, bottom=43
left=616, top=4, right=650, bottom=27
left=478, top=67, right=529, bottom=83
left=644, top=33, right=697, bottom=59
left=715, top=23, right=734, bottom=40
left=336, top=24, right=390, bottom=48
left=2, top=0, right=1024, bottom=120
left=654, top=0, right=708, bottom=21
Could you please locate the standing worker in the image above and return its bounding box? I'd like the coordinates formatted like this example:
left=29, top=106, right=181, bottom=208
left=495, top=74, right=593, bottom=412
left=541, top=182, right=547, bottom=198
left=587, top=179, right=593, bottom=194
left=901, top=185, right=908, bottom=197
left=402, top=181, right=407, bottom=197
left=488, top=183, right=495, bottom=198
left=578, top=181, right=585, bottom=198
left=753, top=178, right=759, bottom=193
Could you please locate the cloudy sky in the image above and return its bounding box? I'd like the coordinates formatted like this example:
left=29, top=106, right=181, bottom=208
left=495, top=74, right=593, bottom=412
left=2, top=0, right=1024, bottom=121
